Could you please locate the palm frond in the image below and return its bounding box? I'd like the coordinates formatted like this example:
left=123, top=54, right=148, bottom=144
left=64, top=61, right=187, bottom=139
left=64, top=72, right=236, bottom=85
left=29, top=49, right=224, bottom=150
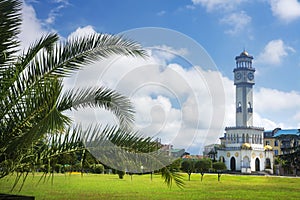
left=0, top=34, right=60, bottom=123
left=161, top=167, right=184, bottom=189
left=16, top=33, right=59, bottom=72
left=24, top=33, right=147, bottom=81
left=58, top=86, right=135, bottom=129
left=1, top=78, right=70, bottom=167
left=0, top=0, right=21, bottom=66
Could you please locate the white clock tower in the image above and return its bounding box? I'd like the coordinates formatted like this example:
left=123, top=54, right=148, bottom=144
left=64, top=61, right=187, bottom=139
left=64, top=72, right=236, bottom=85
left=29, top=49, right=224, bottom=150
left=234, top=51, right=255, bottom=127
left=217, top=51, right=273, bottom=174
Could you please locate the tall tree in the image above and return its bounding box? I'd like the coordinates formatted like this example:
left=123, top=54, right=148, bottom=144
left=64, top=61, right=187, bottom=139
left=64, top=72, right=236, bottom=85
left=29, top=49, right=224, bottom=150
left=212, top=162, right=226, bottom=182
left=0, top=0, right=182, bottom=189
left=195, top=158, right=212, bottom=182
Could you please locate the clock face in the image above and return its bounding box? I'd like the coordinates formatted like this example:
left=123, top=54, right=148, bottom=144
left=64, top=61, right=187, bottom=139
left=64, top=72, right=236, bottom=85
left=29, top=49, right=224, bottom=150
left=247, top=72, right=254, bottom=80
left=235, top=72, right=242, bottom=80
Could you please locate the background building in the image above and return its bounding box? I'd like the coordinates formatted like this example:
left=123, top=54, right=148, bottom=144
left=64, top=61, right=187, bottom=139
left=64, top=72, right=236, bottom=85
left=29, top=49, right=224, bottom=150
left=264, top=128, right=300, bottom=156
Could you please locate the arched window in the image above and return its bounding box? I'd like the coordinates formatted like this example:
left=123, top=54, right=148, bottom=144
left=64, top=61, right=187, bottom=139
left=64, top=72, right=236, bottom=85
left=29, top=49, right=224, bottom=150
left=230, top=157, right=236, bottom=171
left=266, top=158, right=271, bottom=169
left=248, top=102, right=253, bottom=113
left=237, top=102, right=242, bottom=112
left=219, top=156, right=225, bottom=163
left=255, top=158, right=260, bottom=171
left=242, top=134, right=245, bottom=143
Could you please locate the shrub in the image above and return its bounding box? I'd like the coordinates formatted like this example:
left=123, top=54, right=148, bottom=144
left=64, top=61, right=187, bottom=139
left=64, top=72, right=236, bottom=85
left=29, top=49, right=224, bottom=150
left=212, top=162, right=227, bottom=171
left=91, top=164, right=104, bottom=174
left=117, top=170, right=125, bottom=179
left=54, top=164, right=62, bottom=173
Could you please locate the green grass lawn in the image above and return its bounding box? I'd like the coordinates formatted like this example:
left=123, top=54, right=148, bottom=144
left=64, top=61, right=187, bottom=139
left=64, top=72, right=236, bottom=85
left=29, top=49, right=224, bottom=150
left=1, top=173, right=300, bottom=200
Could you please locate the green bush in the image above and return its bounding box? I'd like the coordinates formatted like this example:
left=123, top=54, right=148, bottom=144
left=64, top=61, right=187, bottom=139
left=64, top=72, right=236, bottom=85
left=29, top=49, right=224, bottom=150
left=91, top=164, right=104, bottom=174
left=54, top=164, right=62, bottom=173
left=212, top=162, right=227, bottom=171
left=63, top=164, right=72, bottom=173
left=117, top=170, right=125, bottom=179
left=73, top=163, right=82, bottom=172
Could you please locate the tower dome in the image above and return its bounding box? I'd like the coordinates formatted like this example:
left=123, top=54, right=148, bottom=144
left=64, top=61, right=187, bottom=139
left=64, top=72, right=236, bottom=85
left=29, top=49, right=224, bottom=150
left=240, top=50, right=249, bottom=57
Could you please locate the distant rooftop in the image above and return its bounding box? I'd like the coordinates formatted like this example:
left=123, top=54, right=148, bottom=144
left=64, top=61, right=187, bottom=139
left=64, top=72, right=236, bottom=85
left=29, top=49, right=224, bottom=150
left=274, top=129, right=300, bottom=137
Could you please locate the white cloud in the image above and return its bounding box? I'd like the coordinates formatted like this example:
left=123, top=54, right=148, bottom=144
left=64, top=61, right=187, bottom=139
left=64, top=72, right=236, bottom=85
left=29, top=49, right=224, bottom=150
left=52, top=0, right=69, bottom=3
left=269, top=0, right=300, bottom=22
left=67, top=25, right=97, bottom=39
left=293, top=111, right=300, bottom=123
left=220, top=11, right=251, bottom=35
left=68, top=43, right=300, bottom=152
left=148, top=45, right=188, bottom=66
left=257, top=39, right=295, bottom=65
left=254, top=88, right=300, bottom=128
left=19, top=2, right=47, bottom=50
left=45, top=0, right=70, bottom=25
left=255, top=88, right=300, bottom=113
left=253, top=113, right=281, bottom=130
left=67, top=45, right=228, bottom=152
left=192, top=0, right=244, bottom=12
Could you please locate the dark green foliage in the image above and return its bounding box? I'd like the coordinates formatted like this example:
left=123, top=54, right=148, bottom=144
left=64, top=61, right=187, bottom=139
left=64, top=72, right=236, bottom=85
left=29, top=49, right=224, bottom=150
left=117, top=170, right=125, bottom=179
left=181, top=159, right=195, bottom=181
left=161, top=166, right=184, bottom=188
left=212, top=162, right=227, bottom=182
left=195, top=159, right=212, bottom=181
left=91, top=164, right=105, bottom=174
left=168, top=158, right=182, bottom=172
left=0, top=0, right=21, bottom=63
left=212, top=162, right=227, bottom=171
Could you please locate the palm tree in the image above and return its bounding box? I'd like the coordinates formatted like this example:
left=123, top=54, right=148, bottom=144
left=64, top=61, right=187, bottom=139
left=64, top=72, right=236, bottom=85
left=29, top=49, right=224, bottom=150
left=0, top=0, right=183, bottom=189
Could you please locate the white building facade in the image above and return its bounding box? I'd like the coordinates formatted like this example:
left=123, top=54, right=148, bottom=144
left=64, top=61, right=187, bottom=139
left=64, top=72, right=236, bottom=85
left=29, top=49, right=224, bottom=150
left=217, top=51, right=273, bottom=174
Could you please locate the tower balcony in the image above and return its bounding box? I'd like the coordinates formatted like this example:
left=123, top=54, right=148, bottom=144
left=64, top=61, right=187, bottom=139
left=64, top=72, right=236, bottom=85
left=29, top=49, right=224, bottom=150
left=225, top=126, right=264, bottom=131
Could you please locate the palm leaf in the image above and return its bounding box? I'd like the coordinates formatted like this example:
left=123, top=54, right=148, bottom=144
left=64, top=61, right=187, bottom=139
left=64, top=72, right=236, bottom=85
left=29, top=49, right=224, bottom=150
left=0, top=0, right=21, bottom=66
left=58, top=86, right=135, bottom=129
left=161, top=166, right=184, bottom=189
left=23, top=33, right=147, bottom=81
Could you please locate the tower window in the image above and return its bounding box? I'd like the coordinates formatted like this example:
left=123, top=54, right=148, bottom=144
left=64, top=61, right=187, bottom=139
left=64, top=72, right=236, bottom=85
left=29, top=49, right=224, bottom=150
left=248, top=102, right=253, bottom=113
left=237, top=102, right=242, bottom=113
left=246, top=134, right=249, bottom=143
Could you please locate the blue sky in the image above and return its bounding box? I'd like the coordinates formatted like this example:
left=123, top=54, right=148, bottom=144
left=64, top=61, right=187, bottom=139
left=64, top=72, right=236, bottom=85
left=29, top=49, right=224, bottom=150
left=21, top=0, right=300, bottom=154
left=25, top=0, right=300, bottom=91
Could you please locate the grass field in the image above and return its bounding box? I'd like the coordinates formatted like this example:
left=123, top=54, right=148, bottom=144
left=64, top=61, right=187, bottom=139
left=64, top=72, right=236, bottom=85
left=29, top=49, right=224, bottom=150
left=1, top=173, right=300, bottom=200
